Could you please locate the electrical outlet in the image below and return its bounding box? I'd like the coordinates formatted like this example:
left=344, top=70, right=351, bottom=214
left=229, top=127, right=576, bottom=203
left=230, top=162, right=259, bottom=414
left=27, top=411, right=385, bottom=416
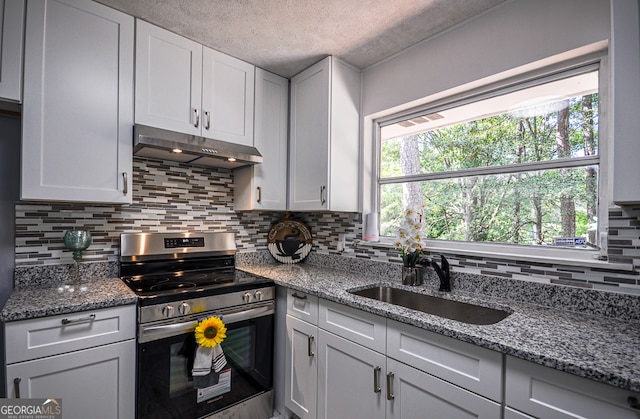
left=337, top=234, right=346, bottom=252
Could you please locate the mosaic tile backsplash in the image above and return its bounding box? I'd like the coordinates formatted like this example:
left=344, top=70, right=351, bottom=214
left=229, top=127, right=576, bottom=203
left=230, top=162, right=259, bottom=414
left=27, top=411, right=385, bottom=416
left=13, top=157, right=640, bottom=293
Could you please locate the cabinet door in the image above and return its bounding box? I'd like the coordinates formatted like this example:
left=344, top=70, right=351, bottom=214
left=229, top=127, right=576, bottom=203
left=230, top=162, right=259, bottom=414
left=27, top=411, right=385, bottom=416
left=327, top=58, right=361, bottom=212
left=202, top=47, right=254, bottom=145
left=0, top=0, right=24, bottom=102
left=21, top=0, right=133, bottom=203
left=386, top=358, right=501, bottom=419
left=234, top=68, right=288, bottom=210
left=135, top=19, right=202, bottom=135
left=6, top=339, right=135, bottom=419
left=612, top=0, right=640, bottom=204
left=289, top=57, right=330, bottom=210
left=317, top=329, right=386, bottom=419
left=285, top=314, right=318, bottom=419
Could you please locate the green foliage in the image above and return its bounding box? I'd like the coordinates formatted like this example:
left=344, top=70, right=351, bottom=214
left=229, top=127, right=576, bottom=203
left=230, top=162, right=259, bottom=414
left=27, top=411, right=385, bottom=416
left=380, top=94, right=599, bottom=247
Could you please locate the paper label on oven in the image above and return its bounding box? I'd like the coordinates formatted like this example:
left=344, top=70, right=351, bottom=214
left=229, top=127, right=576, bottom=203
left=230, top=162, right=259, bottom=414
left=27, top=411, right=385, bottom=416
left=196, top=369, right=231, bottom=403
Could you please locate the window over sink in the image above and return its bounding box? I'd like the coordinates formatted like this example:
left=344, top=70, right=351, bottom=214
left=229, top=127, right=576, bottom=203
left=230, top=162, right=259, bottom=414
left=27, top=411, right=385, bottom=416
left=375, top=63, right=605, bottom=259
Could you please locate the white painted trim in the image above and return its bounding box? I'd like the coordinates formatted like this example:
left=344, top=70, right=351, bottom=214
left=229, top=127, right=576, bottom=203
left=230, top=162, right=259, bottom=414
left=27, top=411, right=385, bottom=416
left=353, top=238, right=634, bottom=272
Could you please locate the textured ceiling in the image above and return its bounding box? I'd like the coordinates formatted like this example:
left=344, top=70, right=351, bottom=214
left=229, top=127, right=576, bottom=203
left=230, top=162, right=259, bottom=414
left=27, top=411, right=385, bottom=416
left=97, top=0, right=506, bottom=78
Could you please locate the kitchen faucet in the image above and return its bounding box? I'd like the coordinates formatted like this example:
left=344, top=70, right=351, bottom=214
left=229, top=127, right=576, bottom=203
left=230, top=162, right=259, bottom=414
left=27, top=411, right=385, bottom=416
left=421, top=255, right=451, bottom=292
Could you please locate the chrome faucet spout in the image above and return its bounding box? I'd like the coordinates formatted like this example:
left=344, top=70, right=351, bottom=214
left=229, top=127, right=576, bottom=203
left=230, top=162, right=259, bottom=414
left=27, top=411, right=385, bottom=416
left=421, top=255, right=451, bottom=292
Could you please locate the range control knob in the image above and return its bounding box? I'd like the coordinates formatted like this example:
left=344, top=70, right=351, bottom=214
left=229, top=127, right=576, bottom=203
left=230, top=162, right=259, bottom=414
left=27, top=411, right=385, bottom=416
left=254, top=290, right=264, bottom=301
left=162, top=305, right=175, bottom=318
left=178, top=302, right=191, bottom=315
left=243, top=292, right=252, bottom=303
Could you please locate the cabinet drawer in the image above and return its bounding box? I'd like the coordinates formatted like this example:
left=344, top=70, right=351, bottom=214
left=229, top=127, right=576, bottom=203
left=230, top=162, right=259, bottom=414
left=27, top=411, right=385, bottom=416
left=319, top=299, right=386, bottom=353
left=287, top=289, right=318, bottom=324
left=506, top=355, right=640, bottom=419
left=387, top=319, right=503, bottom=402
left=5, top=305, right=136, bottom=364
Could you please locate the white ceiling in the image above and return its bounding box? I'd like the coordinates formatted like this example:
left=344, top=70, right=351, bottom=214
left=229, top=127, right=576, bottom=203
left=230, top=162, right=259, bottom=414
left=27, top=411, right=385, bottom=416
left=96, top=0, right=506, bottom=78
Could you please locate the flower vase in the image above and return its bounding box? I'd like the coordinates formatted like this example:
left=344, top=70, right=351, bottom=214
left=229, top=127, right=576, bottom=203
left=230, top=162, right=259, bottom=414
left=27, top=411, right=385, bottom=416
left=402, top=266, right=422, bottom=286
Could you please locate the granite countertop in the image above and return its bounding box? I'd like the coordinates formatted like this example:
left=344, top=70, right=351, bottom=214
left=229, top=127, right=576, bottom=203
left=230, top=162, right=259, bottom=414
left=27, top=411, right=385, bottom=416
left=1, top=277, right=137, bottom=322
left=237, top=263, right=640, bottom=393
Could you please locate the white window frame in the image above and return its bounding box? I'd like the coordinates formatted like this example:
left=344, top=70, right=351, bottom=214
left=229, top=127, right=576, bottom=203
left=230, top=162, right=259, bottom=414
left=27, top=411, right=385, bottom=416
left=370, top=56, right=615, bottom=268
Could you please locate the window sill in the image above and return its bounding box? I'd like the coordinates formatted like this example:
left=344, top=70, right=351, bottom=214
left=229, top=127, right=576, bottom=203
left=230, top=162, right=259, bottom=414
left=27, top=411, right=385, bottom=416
left=353, top=238, right=635, bottom=272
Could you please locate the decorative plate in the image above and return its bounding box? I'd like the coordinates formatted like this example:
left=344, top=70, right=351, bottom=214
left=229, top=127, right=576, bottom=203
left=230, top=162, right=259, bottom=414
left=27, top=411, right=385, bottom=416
left=267, top=216, right=312, bottom=264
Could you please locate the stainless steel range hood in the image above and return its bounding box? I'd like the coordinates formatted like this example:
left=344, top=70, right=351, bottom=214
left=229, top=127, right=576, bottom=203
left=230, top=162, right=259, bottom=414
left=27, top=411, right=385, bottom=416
left=133, top=124, right=263, bottom=169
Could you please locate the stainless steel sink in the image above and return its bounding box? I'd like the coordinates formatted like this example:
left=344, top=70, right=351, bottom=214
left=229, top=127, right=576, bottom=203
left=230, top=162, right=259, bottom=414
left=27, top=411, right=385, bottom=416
left=349, top=286, right=511, bottom=325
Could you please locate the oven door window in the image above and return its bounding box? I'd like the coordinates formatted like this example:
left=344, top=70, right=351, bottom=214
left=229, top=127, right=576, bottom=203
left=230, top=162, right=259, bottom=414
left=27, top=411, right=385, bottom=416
left=137, top=315, right=273, bottom=419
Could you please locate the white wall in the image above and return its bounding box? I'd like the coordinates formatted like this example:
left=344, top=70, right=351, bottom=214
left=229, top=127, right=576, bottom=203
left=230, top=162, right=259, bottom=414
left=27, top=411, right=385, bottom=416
left=361, top=0, right=610, bottom=117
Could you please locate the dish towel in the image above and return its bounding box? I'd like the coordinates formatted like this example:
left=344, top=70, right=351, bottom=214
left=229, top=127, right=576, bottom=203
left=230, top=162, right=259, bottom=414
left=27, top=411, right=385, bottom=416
left=193, top=344, right=227, bottom=375
left=192, top=345, right=227, bottom=388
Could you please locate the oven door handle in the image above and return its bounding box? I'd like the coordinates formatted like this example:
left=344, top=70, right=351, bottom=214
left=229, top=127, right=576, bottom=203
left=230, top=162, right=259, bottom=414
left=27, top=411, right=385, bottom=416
left=139, top=302, right=274, bottom=343
left=219, top=303, right=274, bottom=325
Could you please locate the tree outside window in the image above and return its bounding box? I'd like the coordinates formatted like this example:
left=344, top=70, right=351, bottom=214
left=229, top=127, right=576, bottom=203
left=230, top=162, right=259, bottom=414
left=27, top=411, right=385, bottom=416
left=379, top=69, right=599, bottom=250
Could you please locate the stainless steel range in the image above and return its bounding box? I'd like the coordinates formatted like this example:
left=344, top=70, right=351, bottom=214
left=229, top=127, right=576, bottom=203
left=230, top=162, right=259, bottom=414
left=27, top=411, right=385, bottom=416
left=120, top=232, right=274, bottom=419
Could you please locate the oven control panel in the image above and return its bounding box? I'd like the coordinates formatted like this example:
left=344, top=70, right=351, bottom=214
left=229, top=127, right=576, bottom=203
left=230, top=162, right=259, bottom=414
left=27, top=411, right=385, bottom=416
left=140, top=286, right=276, bottom=323
left=164, top=237, right=205, bottom=249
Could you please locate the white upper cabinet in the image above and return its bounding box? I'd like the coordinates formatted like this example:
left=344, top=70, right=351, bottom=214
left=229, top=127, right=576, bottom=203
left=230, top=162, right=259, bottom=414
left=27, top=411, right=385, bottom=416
left=612, top=0, right=640, bottom=204
left=0, top=0, right=25, bottom=102
left=135, top=19, right=202, bottom=136
left=21, top=0, right=133, bottom=203
left=235, top=68, right=288, bottom=210
left=202, top=47, right=254, bottom=146
left=135, top=20, right=255, bottom=146
left=289, top=56, right=361, bottom=211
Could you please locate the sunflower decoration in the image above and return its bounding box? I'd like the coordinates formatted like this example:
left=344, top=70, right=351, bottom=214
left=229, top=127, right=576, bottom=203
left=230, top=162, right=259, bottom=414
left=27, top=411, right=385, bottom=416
left=194, top=316, right=227, bottom=348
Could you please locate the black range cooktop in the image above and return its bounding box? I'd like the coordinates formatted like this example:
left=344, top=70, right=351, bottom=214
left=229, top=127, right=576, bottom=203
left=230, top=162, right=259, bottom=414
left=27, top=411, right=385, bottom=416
left=121, top=269, right=273, bottom=306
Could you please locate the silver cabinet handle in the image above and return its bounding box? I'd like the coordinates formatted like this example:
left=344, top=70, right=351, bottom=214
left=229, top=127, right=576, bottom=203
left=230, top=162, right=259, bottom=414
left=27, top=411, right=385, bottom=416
left=122, top=172, right=128, bottom=195
left=629, top=396, right=640, bottom=410
left=61, top=313, right=96, bottom=325
left=386, top=372, right=395, bottom=400
left=194, top=108, right=200, bottom=128
left=292, top=292, right=307, bottom=300
left=373, top=366, right=381, bottom=393
left=256, top=186, right=262, bottom=204
left=204, top=111, right=211, bottom=130
left=308, top=334, right=315, bottom=357
left=320, top=185, right=326, bottom=205
left=13, top=377, right=21, bottom=398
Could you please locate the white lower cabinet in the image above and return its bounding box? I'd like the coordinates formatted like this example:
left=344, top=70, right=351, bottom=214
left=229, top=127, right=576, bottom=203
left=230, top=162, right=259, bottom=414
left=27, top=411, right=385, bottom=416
left=285, top=314, right=318, bottom=419
left=317, top=329, right=386, bottom=419
left=6, top=340, right=135, bottom=418
left=386, top=358, right=501, bottom=419
left=284, top=290, right=503, bottom=419
left=505, top=355, right=640, bottom=419
left=284, top=291, right=640, bottom=419
left=387, top=319, right=503, bottom=402
left=504, top=406, right=536, bottom=419
left=4, top=305, right=136, bottom=419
